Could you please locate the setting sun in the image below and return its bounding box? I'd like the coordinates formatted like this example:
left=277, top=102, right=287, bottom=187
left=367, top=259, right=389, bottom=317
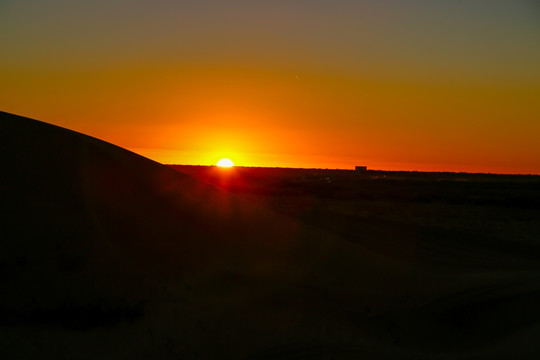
left=217, top=158, right=234, bottom=167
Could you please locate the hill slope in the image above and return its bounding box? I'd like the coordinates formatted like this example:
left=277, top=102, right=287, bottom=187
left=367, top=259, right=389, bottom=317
left=0, top=110, right=337, bottom=315
left=0, top=111, right=389, bottom=358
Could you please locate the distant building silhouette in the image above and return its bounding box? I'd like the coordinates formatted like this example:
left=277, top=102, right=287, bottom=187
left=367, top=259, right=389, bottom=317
left=355, top=166, right=367, bottom=173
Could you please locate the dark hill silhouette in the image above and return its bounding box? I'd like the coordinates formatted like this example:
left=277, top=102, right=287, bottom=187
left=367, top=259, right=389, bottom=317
left=1, top=111, right=540, bottom=359
left=0, top=110, right=337, bottom=317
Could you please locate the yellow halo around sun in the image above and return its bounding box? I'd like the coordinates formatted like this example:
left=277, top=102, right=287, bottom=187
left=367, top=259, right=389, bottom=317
left=217, top=158, right=234, bottom=167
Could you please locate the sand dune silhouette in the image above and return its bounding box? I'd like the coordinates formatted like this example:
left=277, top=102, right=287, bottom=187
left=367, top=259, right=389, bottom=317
left=1, top=111, right=540, bottom=359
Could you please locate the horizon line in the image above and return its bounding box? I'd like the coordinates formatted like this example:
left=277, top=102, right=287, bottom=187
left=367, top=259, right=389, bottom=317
left=167, top=164, right=539, bottom=177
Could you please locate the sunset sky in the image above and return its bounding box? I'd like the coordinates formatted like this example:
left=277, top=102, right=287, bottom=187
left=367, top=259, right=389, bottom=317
left=1, top=0, right=539, bottom=174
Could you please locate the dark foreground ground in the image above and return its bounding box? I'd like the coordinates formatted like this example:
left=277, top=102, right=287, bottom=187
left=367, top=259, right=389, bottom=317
left=170, top=165, right=540, bottom=273
left=171, top=165, right=540, bottom=357
left=2, top=110, right=540, bottom=359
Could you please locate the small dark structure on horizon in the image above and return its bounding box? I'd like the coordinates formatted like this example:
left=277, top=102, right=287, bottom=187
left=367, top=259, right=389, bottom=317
left=355, top=166, right=368, bottom=173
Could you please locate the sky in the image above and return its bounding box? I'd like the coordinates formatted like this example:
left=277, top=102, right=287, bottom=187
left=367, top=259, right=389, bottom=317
left=1, top=0, right=539, bottom=174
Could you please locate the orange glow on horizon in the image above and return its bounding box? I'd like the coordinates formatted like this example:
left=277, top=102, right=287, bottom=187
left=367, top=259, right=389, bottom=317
left=1, top=2, right=539, bottom=176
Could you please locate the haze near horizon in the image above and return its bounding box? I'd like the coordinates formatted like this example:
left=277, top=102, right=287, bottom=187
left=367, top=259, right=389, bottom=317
left=1, top=0, right=539, bottom=174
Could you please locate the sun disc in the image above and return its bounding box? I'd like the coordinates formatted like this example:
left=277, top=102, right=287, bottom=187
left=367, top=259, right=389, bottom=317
left=217, top=158, right=234, bottom=167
